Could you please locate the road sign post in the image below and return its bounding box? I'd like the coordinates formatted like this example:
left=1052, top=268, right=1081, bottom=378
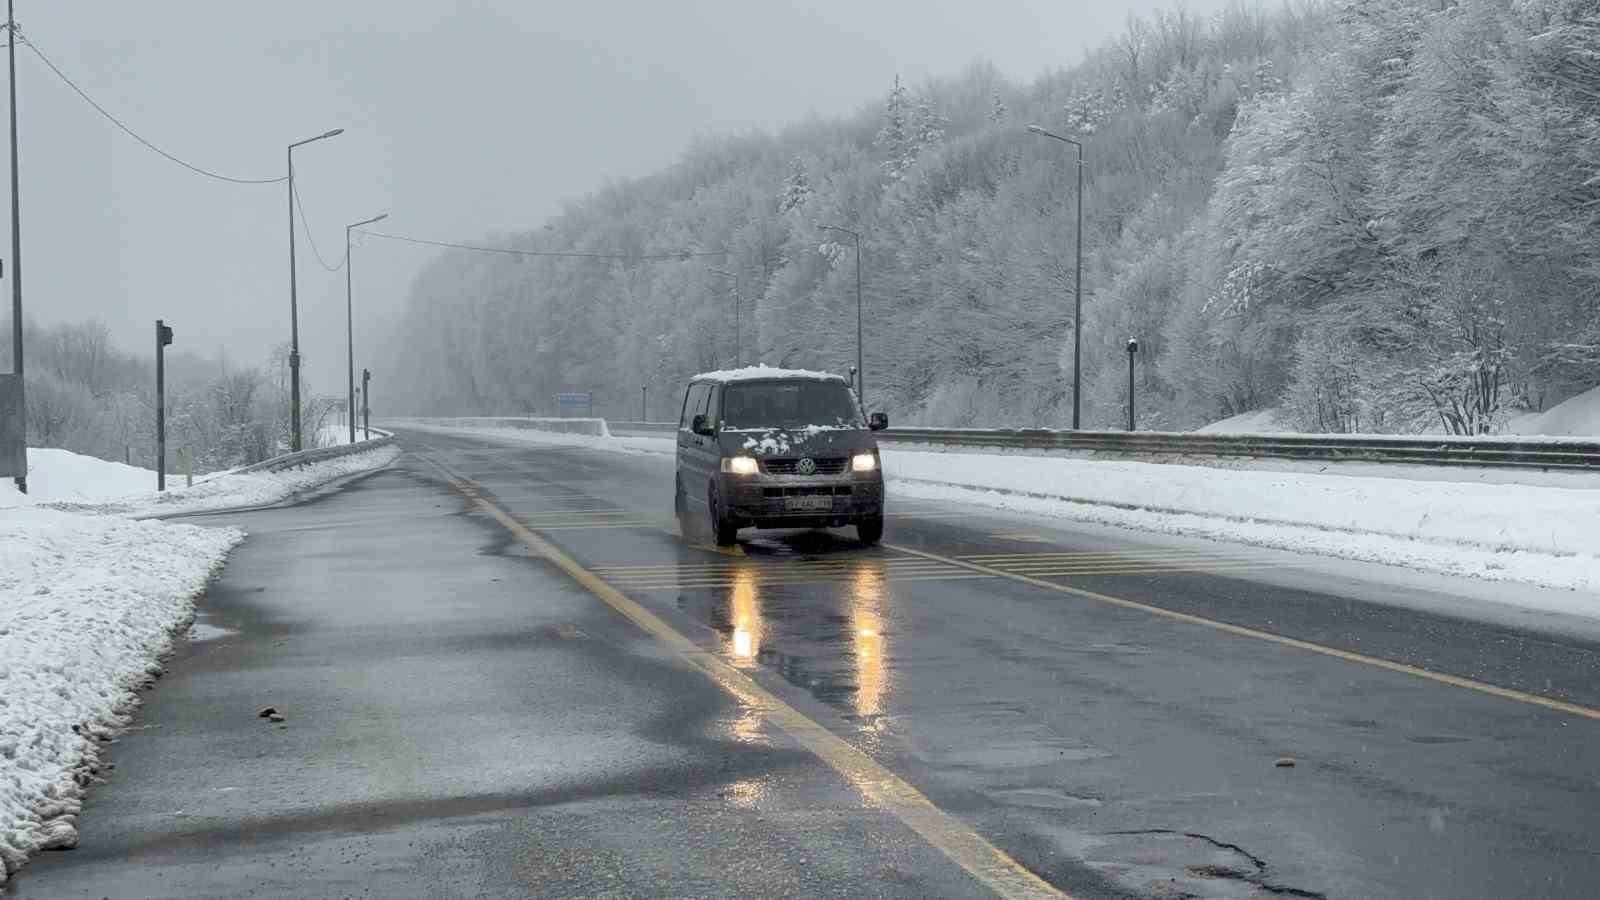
left=361, top=369, right=371, bottom=440
left=156, top=320, right=173, bottom=490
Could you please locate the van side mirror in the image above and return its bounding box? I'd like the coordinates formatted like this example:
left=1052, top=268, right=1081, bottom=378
left=692, top=414, right=715, bottom=436
left=868, top=412, right=888, bottom=431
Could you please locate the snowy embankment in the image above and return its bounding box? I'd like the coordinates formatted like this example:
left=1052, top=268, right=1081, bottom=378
left=881, top=451, right=1600, bottom=592
left=5, top=443, right=401, bottom=518
left=422, top=418, right=1599, bottom=592
left=0, top=510, right=242, bottom=884
left=0, top=442, right=399, bottom=885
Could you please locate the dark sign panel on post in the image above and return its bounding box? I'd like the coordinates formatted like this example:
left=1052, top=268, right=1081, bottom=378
left=0, top=372, right=24, bottom=478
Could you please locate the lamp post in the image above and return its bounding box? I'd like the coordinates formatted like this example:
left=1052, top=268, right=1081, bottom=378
left=707, top=267, right=741, bottom=367
left=1126, top=337, right=1139, bottom=431
left=287, top=127, right=343, bottom=452
left=816, top=224, right=863, bottom=406
left=345, top=212, right=387, bottom=444
left=1026, top=124, right=1086, bottom=430
left=7, top=0, right=24, bottom=494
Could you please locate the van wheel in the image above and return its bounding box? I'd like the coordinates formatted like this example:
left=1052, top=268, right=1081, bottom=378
left=674, top=477, right=688, bottom=535
left=856, top=515, right=884, bottom=546
left=709, top=485, right=739, bottom=546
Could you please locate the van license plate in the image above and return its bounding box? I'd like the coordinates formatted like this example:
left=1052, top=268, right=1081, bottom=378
left=785, top=495, right=832, bottom=512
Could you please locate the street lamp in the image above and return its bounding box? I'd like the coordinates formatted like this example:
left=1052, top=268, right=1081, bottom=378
left=287, top=127, right=343, bottom=452
left=345, top=212, right=387, bottom=444
left=1026, top=124, right=1086, bottom=430
left=816, top=224, right=864, bottom=406
left=707, top=267, right=741, bottom=367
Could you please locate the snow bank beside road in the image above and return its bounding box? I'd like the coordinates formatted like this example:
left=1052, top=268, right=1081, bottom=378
left=0, top=509, right=242, bottom=885
left=0, top=441, right=399, bottom=883
left=883, top=450, right=1600, bottom=591
left=1, top=449, right=157, bottom=503
left=30, top=443, right=401, bottom=518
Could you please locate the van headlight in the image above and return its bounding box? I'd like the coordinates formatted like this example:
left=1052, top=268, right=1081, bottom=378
left=722, top=456, right=760, bottom=476
left=851, top=453, right=877, bottom=473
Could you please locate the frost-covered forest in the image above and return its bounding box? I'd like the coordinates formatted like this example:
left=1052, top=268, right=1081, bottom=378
left=381, top=0, right=1600, bottom=433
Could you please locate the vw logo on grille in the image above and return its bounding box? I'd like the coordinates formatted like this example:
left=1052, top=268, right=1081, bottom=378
left=796, top=458, right=818, bottom=475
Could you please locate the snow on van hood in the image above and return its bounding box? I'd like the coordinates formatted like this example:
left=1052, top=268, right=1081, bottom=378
left=723, top=424, right=865, bottom=456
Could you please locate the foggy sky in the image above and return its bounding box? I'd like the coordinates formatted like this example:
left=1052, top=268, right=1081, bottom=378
left=3, top=0, right=1228, bottom=391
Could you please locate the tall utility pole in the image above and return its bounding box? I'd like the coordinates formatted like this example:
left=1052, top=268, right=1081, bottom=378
left=7, top=0, right=24, bottom=494
left=707, top=267, right=740, bottom=366
left=286, top=128, right=343, bottom=452
left=817, top=224, right=863, bottom=406
left=1026, top=124, right=1086, bottom=429
left=345, top=213, right=386, bottom=444
left=155, top=320, right=173, bottom=490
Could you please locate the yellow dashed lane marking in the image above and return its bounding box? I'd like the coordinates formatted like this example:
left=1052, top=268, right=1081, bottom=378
left=888, top=542, right=1600, bottom=722
left=422, top=455, right=1066, bottom=900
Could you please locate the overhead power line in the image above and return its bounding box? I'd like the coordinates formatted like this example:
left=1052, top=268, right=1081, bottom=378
left=21, top=34, right=286, bottom=185
left=292, top=182, right=346, bottom=272
left=358, top=229, right=729, bottom=261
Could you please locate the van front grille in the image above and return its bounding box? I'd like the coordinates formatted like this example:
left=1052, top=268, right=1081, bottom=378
left=761, top=457, right=849, bottom=475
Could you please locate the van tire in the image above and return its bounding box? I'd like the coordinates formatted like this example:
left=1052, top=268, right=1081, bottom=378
left=674, top=477, right=688, bottom=534
left=709, top=485, right=739, bottom=546
left=856, top=515, right=884, bottom=546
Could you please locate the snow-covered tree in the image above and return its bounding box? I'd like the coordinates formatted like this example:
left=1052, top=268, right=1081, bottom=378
left=777, top=155, right=810, bottom=212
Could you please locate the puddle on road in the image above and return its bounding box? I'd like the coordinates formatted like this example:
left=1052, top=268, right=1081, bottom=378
left=186, top=622, right=237, bottom=642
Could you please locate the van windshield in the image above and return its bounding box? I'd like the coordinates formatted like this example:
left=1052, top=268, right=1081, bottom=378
left=721, top=381, right=862, bottom=430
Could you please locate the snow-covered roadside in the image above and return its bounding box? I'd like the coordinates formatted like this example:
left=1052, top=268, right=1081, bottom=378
left=882, top=450, right=1600, bottom=592
left=18, top=443, right=401, bottom=518
left=0, top=441, right=401, bottom=884
left=0, top=509, right=243, bottom=885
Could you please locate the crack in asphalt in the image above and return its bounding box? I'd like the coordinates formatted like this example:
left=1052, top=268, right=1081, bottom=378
left=1104, top=829, right=1327, bottom=899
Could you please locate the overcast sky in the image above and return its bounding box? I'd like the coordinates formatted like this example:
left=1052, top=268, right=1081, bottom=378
left=4, top=0, right=1226, bottom=388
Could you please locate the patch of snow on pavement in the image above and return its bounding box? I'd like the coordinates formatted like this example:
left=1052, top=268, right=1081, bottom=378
left=0, top=508, right=243, bottom=885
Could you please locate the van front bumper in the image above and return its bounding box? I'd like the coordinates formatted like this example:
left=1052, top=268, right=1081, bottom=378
left=718, top=473, right=884, bottom=528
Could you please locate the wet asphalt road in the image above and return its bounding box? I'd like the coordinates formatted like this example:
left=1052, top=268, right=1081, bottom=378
left=12, top=427, right=1600, bottom=899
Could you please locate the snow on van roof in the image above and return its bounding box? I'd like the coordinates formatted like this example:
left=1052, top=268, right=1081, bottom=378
left=691, top=364, right=846, bottom=383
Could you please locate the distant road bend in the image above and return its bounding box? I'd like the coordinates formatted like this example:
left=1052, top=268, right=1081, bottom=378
left=13, top=425, right=1600, bottom=899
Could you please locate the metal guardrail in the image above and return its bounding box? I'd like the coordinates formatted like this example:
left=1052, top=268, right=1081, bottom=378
left=402, top=416, right=609, bottom=437
left=236, top=434, right=396, bottom=475
left=607, top=422, right=1600, bottom=471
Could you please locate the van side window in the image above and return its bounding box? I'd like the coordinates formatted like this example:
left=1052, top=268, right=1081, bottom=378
left=679, top=384, right=704, bottom=429
left=704, top=384, right=720, bottom=429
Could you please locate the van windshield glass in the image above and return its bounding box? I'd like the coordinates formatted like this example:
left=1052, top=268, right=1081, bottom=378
left=721, top=381, right=862, bottom=430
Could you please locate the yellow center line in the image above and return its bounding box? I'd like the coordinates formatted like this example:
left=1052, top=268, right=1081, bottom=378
left=886, top=542, right=1600, bottom=721
left=618, top=573, right=999, bottom=590
left=421, top=454, right=1067, bottom=900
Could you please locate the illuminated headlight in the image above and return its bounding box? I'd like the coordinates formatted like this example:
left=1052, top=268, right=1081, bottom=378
left=722, top=456, right=760, bottom=475
left=851, top=453, right=878, bottom=473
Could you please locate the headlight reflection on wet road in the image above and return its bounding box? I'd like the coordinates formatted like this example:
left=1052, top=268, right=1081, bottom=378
left=850, top=563, right=889, bottom=724
left=728, top=565, right=763, bottom=664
